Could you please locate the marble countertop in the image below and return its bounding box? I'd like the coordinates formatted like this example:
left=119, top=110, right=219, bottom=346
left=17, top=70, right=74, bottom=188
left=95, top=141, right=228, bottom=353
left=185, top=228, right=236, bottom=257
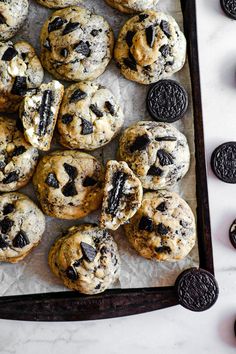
left=0, top=0, right=236, bottom=353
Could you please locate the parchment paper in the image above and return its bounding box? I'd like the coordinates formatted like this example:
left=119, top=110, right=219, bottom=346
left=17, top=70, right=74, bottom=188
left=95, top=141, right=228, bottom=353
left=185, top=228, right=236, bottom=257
left=0, top=0, right=199, bottom=295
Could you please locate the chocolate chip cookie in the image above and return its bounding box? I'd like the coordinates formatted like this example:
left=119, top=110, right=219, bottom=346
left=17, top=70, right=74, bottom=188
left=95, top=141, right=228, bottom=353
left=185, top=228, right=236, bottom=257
left=0, top=0, right=29, bottom=41
left=33, top=150, right=104, bottom=219
left=0, top=192, right=45, bottom=263
left=48, top=224, right=120, bottom=294
left=114, top=11, right=186, bottom=84
left=0, top=41, right=44, bottom=112
left=118, top=121, right=190, bottom=190
left=20, top=80, right=64, bottom=151
left=105, top=0, right=159, bottom=14
left=0, top=116, right=39, bottom=192
left=58, top=81, right=124, bottom=150
left=40, top=6, right=114, bottom=81
left=36, top=0, right=81, bottom=8
left=124, top=190, right=196, bottom=261
left=100, top=160, right=143, bottom=230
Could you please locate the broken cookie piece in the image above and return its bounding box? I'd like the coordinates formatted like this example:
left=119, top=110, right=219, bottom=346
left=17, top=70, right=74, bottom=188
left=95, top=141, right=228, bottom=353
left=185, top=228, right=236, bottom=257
left=20, top=80, right=64, bottom=151
left=100, top=160, right=143, bottom=231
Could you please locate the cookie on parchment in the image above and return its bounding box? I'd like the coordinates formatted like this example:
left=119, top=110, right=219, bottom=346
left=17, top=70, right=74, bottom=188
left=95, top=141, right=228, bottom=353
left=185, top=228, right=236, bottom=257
left=48, top=224, right=120, bottom=294
left=58, top=81, right=124, bottom=150
left=33, top=150, right=104, bottom=219
left=118, top=121, right=190, bottom=190
left=20, top=80, right=64, bottom=151
left=114, top=11, right=186, bottom=84
left=0, top=116, right=39, bottom=192
left=40, top=6, right=114, bottom=81
left=36, top=0, right=81, bottom=8
left=105, top=0, right=159, bottom=14
left=124, top=190, right=196, bottom=261
left=0, top=192, right=45, bottom=263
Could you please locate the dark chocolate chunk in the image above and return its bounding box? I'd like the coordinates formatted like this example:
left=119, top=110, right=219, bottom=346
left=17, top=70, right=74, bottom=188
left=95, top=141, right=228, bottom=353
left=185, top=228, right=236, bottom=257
left=63, top=22, right=80, bottom=35
left=125, top=30, right=135, bottom=47
left=74, top=41, right=90, bottom=57
left=89, top=104, right=103, bottom=117
left=155, top=246, right=171, bottom=254
left=145, top=25, right=155, bottom=48
left=3, top=203, right=15, bottom=215
left=106, top=171, right=127, bottom=216
left=62, top=181, right=77, bottom=197
left=60, top=48, right=68, bottom=57
left=2, top=171, right=19, bottom=184
left=147, top=80, right=188, bottom=123
left=159, top=44, right=170, bottom=58
left=91, top=29, right=99, bottom=37
left=130, top=134, right=150, bottom=153
left=12, top=145, right=26, bottom=157
left=69, top=89, right=87, bottom=103
left=175, top=268, right=219, bottom=312
left=0, top=217, right=14, bottom=234
left=63, top=163, right=78, bottom=180
left=211, top=142, right=236, bottom=183
left=139, top=13, right=149, bottom=21
left=61, top=113, right=73, bottom=124
left=11, top=76, right=27, bottom=96
left=229, top=219, right=236, bottom=249
left=105, top=101, right=115, bottom=115
left=48, top=17, right=65, bottom=33
left=220, top=0, right=236, bottom=20
left=45, top=172, right=59, bottom=189
left=147, top=166, right=163, bottom=176
left=38, top=90, right=53, bottom=136
left=12, top=230, right=30, bottom=248
left=155, top=136, right=177, bottom=142
left=0, top=235, right=8, bottom=249
left=81, top=242, right=97, bottom=262
left=157, top=149, right=174, bottom=166
left=2, top=47, right=18, bottom=61
left=44, top=38, right=51, bottom=51
left=81, top=118, right=93, bottom=135
left=160, top=20, right=171, bottom=38
left=66, top=266, right=78, bottom=281
left=0, top=13, right=6, bottom=25
left=124, top=52, right=137, bottom=71
left=156, top=223, right=169, bottom=235
left=139, top=216, right=153, bottom=231
left=83, top=176, right=97, bottom=187
left=156, top=202, right=167, bottom=212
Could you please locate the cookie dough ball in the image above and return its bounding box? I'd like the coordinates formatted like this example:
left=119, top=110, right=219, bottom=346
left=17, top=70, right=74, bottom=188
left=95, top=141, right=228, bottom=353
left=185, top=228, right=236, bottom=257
left=20, top=80, right=64, bottom=151
left=0, top=192, right=45, bottom=263
left=114, top=11, right=186, bottom=84
left=33, top=150, right=104, bottom=219
left=105, top=0, right=159, bottom=14
left=118, top=121, right=190, bottom=190
left=100, top=160, right=143, bottom=230
left=124, top=191, right=196, bottom=261
left=0, top=41, right=44, bottom=112
left=58, top=81, right=124, bottom=150
left=40, top=6, right=114, bottom=81
left=0, top=0, right=29, bottom=41
left=0, top=116, right=39, bottom=192
left=49, top=224, right=120, bottom=294
left=36, top=0, right=80, bottom=8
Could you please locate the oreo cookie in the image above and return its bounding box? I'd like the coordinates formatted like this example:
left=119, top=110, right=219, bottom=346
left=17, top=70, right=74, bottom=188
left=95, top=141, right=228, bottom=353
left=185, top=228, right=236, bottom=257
left=146, top=80, right=188, bottom=123
left=175, top=268, right=219, bottom=312
left=220, top=0, right=236, bottom=20
left=229, top=219, right=236, bottom=249
left=211, top=142, right=236, bottom=183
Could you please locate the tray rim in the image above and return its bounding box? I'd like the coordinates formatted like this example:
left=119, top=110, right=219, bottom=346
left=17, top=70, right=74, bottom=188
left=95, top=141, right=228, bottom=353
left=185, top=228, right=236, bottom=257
left=0, top=0, right=214, bottom=321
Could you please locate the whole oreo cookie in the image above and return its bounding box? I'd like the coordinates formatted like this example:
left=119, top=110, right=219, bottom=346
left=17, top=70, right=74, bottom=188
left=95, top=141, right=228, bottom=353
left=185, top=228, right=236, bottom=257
left=229, top=219, right=236, bottom=249
left=146, top=80, right=188, bottom=123
left=175, top=268, right=219, bottom=312
left=211, top=142, right=236, bottom=183
left=220, top=0, right=236, bottom=20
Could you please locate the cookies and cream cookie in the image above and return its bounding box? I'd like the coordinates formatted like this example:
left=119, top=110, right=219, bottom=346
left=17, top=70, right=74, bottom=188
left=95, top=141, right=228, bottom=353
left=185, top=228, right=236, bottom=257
left=20, top=80, right=64, bottom=151
left=0, top=192, right=45, bottom=263
left=40, top=6, right=114, bottom=81
left=48, top=224, right=120, bottom=294
left=33, top=150, right=104, bottom=219
left=100, top=160, right=143, bottom=230
left=124, top=190, right=196, bottom=261
left=114, top=11, right=186, bottom=84
left=36, top=0, right=80, bottom=8
left=105, top=0, right=159, bottom=14
left=58, top=81, right=124, bottom=150
left=118, top=121, right=190, bottom=190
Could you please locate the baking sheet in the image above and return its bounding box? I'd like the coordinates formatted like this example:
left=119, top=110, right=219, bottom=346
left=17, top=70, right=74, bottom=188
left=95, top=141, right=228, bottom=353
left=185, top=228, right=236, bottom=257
left=0, top=0, right=198, bottom=295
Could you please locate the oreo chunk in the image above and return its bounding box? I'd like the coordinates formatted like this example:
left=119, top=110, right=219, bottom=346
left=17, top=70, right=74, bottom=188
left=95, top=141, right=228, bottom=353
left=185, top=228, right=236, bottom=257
left=91, top=29, right=99, bottom=37
left=3, top=203, right=15, bottom=215
left=157, top=150, right=174, bottom=166
left=145, top=25, right=155, bottom=48
left=61, top=114, right=73, bottom=124
left=0, top=217, right=14, bottom=234
left=81, top=242, right=97, bottom=262
left=105, top=101, right=115, bottom=116
left=229, top=219, right=236, bottom=249
left=0, top=13, right=6, bottom=24
left=89, top=104, right=103, bottom=117
left=156, top=223, right=169, bottom=235
left=0, top=236, right=8, bottom=249
left=155, top=136, right=177, bottom=142
left=12, top=230, right=30, bottom=248
left=12, top=145, right=26, bottom=157
left=159, top=44, right=170, bottom=58
left=139, top=216, right=153, bottom=231
left=130, top=134, right=150, bottom=153
left=44, top=38, right=51, bottom=51
left=83, top=176, right=97, bottom=187
left=62, top=181, right=77, bottom=197
left=156, top=202, right=167, bottom=212
left=69, top=89, right=87, bottom=103
left=147, top=166, right=163, bottom=176
left=63, top=163, right=78, bottom=179
left=124, top=52, right=137, bottom=71
left=48, top=17, right=65, bottom=33
left=147, top=80, right=188, bottom=123
left=106, top=171, right=127, bottom=216
left=139, top=13, right=149, bottom=22
left=2, top=171, right=19, bottom=184
left=38, top=90, right=53, bottom=136
left=175, top=268, right=219, bottom=312
left=74, top=41, right=90, bottom=57
left=155, top=246, right=171, bottom=254
left=211, top=142, right=236, bottom=183
left=45, top=172, right=59, bottom=189
left=63, top=22, right=80, bottom=35
left=160, top=20, right=171, bottom=38
left=66, top=266, right=78, bottom=281
left=60, top=48, right=68, bottom=58
left=2, top=47, right=18, bottom=61
left=220, top=0, right=236, bottom=20
left=125, top=30, right=135, bottom=47
left=11, top=76, right=27, bottom=96
left=81, top=118, right=93, bottom=135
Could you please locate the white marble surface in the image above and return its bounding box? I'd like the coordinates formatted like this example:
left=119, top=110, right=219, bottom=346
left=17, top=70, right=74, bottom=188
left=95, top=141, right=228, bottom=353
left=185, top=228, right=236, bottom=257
left=0, top=0, right=236, bottom=353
